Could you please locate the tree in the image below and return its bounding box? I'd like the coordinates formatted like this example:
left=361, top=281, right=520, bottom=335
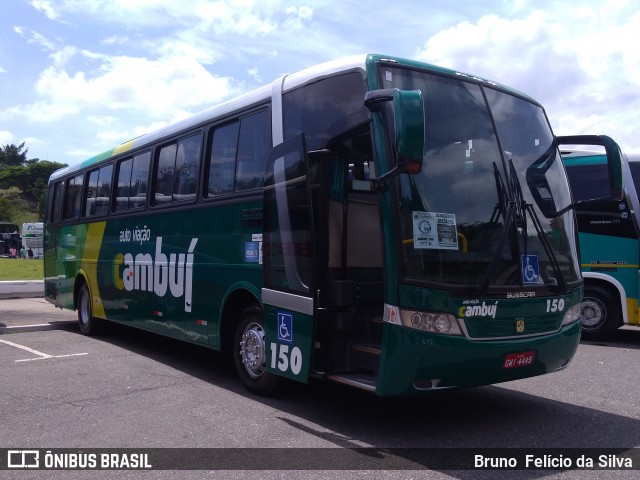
left=0, top=142, right=29, bottom=169
left=0, top=187, right=27, bottom=221
left=0, top=160, right=66, bottom=203
left=0, top=141, right=66, bottom=221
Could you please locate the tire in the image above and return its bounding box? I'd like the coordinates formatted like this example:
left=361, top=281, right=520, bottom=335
left=579, top=284, right=621, bottom=341
left=77, top=282, right=100, bottom=336
left=233, top=306, right=281, bottom=395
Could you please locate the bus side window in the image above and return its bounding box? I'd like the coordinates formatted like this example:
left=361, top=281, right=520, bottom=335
left=115, top=153, right=149, bottom=211
left=49, top=181, right=64, bottom=223
left=95, top=163, right=113, bottom=215
left=153, top=133, right=201, bottom=205
left=154, top=145, right=176, bottom=205
left=236, top=110, right=270, bottom=191
left=207, top=121, right=239, bottom=197
left=129, top=152, right=149, bottom=208
left=63, top=173, right=84, bottom=220
left=565, top=162, right=610, bottom=202
left=115, top=158, right=134, bottom=212
left=174, top=133, right=202, bottom=201
left=85, top=169, right=100, bottom=216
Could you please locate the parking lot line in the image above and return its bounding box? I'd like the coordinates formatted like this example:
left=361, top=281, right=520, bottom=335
left=0, top=338, right=88, bottom=362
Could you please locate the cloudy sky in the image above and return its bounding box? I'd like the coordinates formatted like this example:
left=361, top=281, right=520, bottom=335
left=1, top=0, right=639, bottom=166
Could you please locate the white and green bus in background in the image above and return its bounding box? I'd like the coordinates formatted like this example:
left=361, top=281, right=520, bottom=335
left=560, top=135, right=640, bottom=339
left=22, top=222, right=44, bottom=258
left=44, top=54, right=619, bottom=396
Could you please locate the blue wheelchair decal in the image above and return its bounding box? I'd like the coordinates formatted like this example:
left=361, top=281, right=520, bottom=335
left=521, top=254, right=541, bottom=285
left=277, top=312, right=293, bottom=343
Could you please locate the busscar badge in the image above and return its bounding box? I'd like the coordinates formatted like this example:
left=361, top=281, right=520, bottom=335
left=516, top=319, right=525, bottom=333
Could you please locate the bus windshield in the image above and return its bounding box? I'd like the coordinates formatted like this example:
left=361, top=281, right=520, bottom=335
left=378, top=67, right=580, bottom=290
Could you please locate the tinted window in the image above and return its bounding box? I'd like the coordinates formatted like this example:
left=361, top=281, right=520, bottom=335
left=63, top=173, right=84, bottom=220
left=115, top=158, right=133, bottom=212
left=130, top=152, right=150, bottom=208
left=174, top=134, right=202, bottom=200
left=155, top=144, right=176, bottom=203
left=236, top=110, right=270, bottom=191
left=206, top=110, right=270, bottom=197
left=49, top=181, right=64, bottom=223
left=565, top=163, right=610, bottom=201
left=153, top=133, right=202, bottom=205
left=115, top=152, right=150, bottom=211
left=283, top=72, right=368, bottom=151
left=629, top=162, right=640, bottom=194
left=207, top=122, right=238, bottom=196
left=85, top=164, right=112, bottom=216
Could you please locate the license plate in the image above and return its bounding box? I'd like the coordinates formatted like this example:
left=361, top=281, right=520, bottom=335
left=503, top=351, right=535, bottom=369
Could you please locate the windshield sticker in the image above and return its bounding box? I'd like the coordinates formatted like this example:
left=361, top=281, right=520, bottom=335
left=521, top=254, right=541, bottom=285
left=412, top=211, right=459, bottom=250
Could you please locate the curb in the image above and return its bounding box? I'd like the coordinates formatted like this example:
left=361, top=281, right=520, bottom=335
left=0, top=280, right=44, bottom=299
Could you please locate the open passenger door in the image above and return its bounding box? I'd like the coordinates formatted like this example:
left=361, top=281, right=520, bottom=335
left=262, top=134, right=316, bottom=383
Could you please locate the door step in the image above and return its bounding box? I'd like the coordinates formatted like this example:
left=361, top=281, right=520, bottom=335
left=352, top=342, right=381, bottom=355
left=327, top=373, right=376, bottom=392
left=350, top=341, right=381, bottom=374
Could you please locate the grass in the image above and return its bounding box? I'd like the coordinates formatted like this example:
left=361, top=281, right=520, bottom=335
left=0, top=257, right=44, bottom=280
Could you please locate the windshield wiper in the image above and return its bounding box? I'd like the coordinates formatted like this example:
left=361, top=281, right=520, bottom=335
left=478, top=163, right=516, bottom=293
left=509, top=160, right=566, bottom=291
left=479, top=160, right=566, bottom=293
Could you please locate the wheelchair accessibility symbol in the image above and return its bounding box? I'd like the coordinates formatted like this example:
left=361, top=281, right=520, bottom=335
left=277, top=312, right=293, bottom=343
left=521, top=254, right=541, bottom=285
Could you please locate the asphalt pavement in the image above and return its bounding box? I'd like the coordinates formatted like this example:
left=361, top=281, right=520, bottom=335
left=0, top=296, right=77, bottom=334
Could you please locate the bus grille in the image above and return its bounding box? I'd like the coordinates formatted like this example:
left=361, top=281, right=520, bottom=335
left=462, top=316, right=562, bottom=339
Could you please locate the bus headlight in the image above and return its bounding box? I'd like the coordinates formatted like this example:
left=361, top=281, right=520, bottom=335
left=561, top=303, right=582, bottom=326
left=397, top=308, right=462, bottom=335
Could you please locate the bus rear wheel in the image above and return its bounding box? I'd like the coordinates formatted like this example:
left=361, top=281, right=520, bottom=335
left=77, top=282, right=100, bottom=336
left=233, top=306, right=281, bottom=395
left=580, top=284, right=621, bottom=341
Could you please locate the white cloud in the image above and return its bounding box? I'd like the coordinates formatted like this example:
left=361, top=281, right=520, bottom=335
left=86, top=115, right=117, bottom=125
left=24, top=52, right=238, bottom=122
left=36, top=0, right=315, bottom=40
left=95, top=129, right=131, bottom=144
left=28, top=31, right=57, bottom=51
left=415, top=4, right=640, bottom=154
left=247, top=68, right=262, bottom=83
left=31, top=0, right=59, bottom=20
left=0, top=66, right=6, bottom=74
left=0, top=131, right=15, bottom=145
left=50, top=45, right=78, bottom=67
left=101, top=35, right=129, bottom=46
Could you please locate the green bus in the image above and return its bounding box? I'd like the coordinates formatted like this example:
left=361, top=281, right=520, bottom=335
left=44, top=54, right=614, bottom=396
left=560, top=136, right=639, bottom=339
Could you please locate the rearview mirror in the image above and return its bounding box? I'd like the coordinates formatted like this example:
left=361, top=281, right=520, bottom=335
left=365, top=88, right=425, bottom=188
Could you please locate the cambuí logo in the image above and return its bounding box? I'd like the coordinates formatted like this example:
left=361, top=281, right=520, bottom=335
left=458, top=301, right=499, bottom=319
left=113, top=236, right=198, bottom=312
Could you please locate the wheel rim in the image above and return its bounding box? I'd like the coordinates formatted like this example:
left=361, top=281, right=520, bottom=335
left=580, top=297, right=606, bottom=331
left=239, top=321, right=266, bottom=379
left=79, top=289, right=90, bottom=326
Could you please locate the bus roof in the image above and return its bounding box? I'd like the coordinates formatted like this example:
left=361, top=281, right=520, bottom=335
left=49, top=53, right=536, bottom=183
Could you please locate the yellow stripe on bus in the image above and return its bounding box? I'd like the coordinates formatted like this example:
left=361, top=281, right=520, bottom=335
left=627, top=298, right=640, bottom=325
left=112, top=139, right=136, bottom=156
left=81, top=222, right=107, bottom=319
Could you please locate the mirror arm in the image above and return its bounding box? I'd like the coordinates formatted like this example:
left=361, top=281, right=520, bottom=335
left=554, top=195, right=619, bottom=217
left=372, top=166, right=402, bottom=193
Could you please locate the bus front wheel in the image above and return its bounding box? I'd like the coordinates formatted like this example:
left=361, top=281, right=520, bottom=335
left=77, top=282, right=100, bottom=336
left=580, top=284, right=621, bottom=340
left=233, top=306, right=281, bottom=395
